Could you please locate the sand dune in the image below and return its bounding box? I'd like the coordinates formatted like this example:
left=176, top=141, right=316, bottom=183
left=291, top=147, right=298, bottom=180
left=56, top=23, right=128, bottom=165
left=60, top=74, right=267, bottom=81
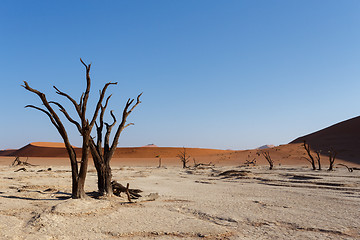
left=1, top=142, right=358, bottom=169
left=1, top=115, right=360, bottom=167
left=2, top=143, right=237, bottom=167
left=290, top=116, right=360, bottom=164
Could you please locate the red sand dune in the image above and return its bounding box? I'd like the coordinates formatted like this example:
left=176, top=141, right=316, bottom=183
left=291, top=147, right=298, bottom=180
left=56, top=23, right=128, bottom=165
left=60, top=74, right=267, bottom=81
left=0, top=149, right=17, bottom=156
left=1, top=116, right=359, bottom=167
left=4, top=142, right=231, bottom=159
left=290, top=116, right=360, bottom=165
left=2, top=141, right=358, bottom=167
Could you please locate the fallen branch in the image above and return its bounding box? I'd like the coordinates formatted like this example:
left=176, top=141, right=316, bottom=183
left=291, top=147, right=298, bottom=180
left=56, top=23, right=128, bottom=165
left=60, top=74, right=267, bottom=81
left=111, top=181, right=142, bottom=200
left=12, top=157, right=36, bottom=167
left=337, top=163, right=356, bottom=172
left=193, top=159, right=215, bottom=169
left=244, top=158, right=256, bottom=166
left=14, top=167, right=27, bottom=172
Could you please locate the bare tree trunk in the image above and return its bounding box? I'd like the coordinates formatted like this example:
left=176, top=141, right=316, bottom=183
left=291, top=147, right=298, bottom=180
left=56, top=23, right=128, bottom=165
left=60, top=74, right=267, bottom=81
left=303, top=141, right=316, bottom=170
left=328, top=148, right=337, bottom=171
left=260, top=151, right=274, bottom=170
left=315, top=150, right=321, bottom=170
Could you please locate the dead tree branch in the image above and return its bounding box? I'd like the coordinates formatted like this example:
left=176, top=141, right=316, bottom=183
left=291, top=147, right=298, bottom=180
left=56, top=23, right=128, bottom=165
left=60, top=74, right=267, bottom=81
left=11, top=157, right=35, bottom=167
left=337, top=163, right=353, bottom=172
left=244, top=157, right=257, bottom=166
left=111, top=180, right=142, bottom=201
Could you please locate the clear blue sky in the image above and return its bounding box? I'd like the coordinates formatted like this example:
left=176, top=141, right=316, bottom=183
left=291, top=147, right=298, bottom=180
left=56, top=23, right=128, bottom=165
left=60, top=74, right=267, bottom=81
left=1, top=0, right=360, bottom=150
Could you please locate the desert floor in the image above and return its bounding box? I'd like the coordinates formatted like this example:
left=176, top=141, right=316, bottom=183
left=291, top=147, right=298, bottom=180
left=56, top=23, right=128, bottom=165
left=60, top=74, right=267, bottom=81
left=0, top=159, right=359, bottom=239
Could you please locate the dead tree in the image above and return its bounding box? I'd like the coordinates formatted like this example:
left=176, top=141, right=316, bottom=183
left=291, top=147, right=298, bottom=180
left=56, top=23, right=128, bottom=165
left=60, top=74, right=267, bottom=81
left=177, top=147, right=190, bottom=168
left=303, top=141, right=316, bottom=170
left=48, top=60, right=141, bottom=197
left=90, top=92, right=142, bottom=196
left=260, top=151, right=274, bottom=170
left=328, top=148, right=337, bottom=171
left=22, top=59, right=109, bottom=199
left=315, top=150, right=322, bottom=170
left=156, top=155, right=162, bottom=168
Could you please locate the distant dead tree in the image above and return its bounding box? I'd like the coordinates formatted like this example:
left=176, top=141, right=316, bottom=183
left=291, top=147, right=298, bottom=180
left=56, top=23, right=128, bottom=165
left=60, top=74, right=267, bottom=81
left=302, top=141, right=316, bottom=170
left=177, top=147, right=190, bottom=168
left=328, top=148, right=337, bottom=171
left=260, top=151, right=274, bottom=170
left=315, top=150, right=322, bottom=170
left=22, top=59, right=116, bottom=199
left=156, top=155, right=162, bottom=168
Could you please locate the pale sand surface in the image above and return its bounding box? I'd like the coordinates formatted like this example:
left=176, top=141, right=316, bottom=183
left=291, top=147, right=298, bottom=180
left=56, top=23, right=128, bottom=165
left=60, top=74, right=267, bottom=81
left=0, top=159, right=359, bottom=239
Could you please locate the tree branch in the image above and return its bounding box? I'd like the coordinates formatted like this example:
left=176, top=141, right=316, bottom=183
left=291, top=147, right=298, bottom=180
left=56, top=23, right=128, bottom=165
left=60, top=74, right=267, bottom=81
left=109, top=93, right=142, bottom=153
left=79, top=58, right=91, bottom=121
left=89, top=82, right=117, bottom=129
left=53, top=86, right=81, bottom=115
left=104, top=110, right=117, bottom=152
left=49, top=101, right=82, bottom=133
left=22, top=81, right=78, bottom=175
left=127, top=92, right=143, bottom=115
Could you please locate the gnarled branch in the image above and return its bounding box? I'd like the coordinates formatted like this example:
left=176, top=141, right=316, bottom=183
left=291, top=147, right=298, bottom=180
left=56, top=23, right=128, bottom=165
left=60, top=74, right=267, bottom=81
left=53, top=86, right=81, bottom=115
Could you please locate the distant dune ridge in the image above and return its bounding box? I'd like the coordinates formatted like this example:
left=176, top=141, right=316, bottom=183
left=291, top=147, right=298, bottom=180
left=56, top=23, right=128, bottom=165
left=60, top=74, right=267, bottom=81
left=257, top=145, right=275, bottom=150
left=1, top=116, right=359, bottom=166
left=290, top=116, right=360, bottom=164
left=141, top=144, right=158, bottom=148
left=0, top=142, right=229, bottom=159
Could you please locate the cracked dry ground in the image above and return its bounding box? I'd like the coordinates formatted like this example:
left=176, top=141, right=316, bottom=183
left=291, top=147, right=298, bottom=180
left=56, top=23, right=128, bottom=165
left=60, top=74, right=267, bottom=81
left=0, top=165, right=359, bottom=239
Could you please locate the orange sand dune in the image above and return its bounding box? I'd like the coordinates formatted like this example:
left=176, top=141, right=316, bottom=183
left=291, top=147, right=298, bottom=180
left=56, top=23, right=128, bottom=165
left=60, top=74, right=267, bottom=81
left=2, top=141, right=358, bottom=168
left=5, top=142, right=232, bottom=159
left=3, top=114, right=360, bottom=167
left=30, top=142, right=70, bottom=148
left=290, top=116, right=360, bottom=165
